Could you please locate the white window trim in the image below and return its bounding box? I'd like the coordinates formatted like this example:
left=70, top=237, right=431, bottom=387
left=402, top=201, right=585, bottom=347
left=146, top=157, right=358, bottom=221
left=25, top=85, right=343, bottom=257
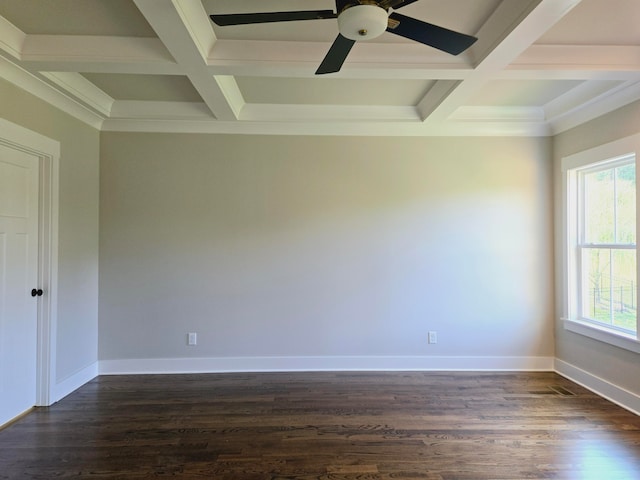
left=561, top=133, right=640, bottom=352
left=563, top=318, right=640, bottom=353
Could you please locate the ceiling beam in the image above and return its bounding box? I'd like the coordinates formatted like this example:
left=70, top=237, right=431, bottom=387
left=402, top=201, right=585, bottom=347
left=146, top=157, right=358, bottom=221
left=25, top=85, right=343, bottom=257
left=133, top=0, right=242, bottom=120
left=208, top=39, right=474, bottom=79
left=511, top=45, right=640, bottom=73
left=420, top=0, right=584, bottom=123
left=19, top=35, right=181, bottom=74
left=0, top=14, right=25, bottom=59
left=22, top=35, right=174, bottom=63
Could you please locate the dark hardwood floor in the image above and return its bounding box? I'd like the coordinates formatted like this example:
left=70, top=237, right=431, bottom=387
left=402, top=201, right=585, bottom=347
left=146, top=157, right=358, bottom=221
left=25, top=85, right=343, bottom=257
left=1, top=371, right=640, bottom=479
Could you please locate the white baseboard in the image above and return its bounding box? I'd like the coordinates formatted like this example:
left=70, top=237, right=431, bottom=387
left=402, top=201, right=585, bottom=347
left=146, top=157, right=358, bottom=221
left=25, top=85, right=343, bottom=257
left=34, top=357, right=640, bottom=418
left=554, top=359, right=640, bottom=416
left=52, top=362, right=98, bottom=404
left=99, top=355, right=554, bottom=375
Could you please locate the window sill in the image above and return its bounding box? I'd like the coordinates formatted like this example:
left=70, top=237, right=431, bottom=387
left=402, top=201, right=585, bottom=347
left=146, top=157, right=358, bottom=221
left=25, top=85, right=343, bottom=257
left=563, top=318, right=640, bottom=354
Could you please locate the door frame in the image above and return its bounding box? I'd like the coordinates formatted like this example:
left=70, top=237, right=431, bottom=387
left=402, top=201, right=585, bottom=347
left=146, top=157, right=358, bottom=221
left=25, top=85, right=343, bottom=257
left=0, top=118, right=59, bottom=407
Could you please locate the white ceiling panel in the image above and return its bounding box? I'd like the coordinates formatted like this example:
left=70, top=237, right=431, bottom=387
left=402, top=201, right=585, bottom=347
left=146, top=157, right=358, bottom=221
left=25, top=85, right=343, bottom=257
left=0, top=0, right=638, bottom=135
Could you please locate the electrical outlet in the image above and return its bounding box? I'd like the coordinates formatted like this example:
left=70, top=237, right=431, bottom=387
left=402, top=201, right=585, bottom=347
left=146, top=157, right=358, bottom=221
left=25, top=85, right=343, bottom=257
left=428, top=331, right=437, bottom=344
left=188, top=332, right=197, bottom=346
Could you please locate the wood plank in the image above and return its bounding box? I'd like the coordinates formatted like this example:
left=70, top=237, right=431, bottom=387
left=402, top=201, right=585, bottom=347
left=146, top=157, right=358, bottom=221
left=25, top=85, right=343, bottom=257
left=0, top=372, right=639, bottom=479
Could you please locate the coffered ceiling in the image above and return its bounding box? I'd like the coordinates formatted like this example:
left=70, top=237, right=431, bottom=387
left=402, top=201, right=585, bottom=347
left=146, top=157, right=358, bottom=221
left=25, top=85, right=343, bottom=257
left=1, top=0, right=639, bottom=136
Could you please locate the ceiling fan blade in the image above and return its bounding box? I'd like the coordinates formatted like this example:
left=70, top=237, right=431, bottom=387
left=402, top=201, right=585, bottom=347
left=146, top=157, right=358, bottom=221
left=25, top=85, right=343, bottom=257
left=387, top=12, right=477, bottom=55
left=210, top=10, right=336, bottom=26
left=316, top=34, right=356, bottom=75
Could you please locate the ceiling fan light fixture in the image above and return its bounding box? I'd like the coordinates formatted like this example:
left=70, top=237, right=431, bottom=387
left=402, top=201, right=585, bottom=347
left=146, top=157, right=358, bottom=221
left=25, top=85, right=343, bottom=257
left=337, top=5, right=388, bottom=41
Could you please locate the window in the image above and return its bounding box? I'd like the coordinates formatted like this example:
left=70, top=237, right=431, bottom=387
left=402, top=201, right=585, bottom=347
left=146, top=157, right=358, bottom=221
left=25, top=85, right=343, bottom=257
left=578, top=160, right=636, bottom=330
left=563, top=135, right=639, bottom=351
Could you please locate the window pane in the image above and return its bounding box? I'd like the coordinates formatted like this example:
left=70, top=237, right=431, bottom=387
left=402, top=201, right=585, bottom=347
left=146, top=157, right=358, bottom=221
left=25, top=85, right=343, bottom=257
left=584, top=169, right=614, bottom=244
left=581, top=248, right=637, bottom=332
left=612, top=249, right=637, bottom=331
left=616, top=163, right=636, bottom=244
left=581, top=248, right=611, bottom=324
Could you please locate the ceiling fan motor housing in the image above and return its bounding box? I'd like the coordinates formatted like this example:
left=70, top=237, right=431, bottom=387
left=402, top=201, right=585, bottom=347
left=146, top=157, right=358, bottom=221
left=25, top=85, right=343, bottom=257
left=338, top=5, right=388, bottom=40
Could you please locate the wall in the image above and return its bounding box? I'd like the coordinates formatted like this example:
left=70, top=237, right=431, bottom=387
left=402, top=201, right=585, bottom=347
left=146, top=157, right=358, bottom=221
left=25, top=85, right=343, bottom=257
left=1, top=60, right=638, bottom=397
left=554, top=99, right=640, bottom=400
left=99, top=133, right=554, bottom=372
left=0, top=78, right=100, bottom=396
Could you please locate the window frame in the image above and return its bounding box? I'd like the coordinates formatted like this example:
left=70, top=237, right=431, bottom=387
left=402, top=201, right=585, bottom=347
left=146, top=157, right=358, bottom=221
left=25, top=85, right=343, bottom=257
left=562, top=134, right=640, bottom=352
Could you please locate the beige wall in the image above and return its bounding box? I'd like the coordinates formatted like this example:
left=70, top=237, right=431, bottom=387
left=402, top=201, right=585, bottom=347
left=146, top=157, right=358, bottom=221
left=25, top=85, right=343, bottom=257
left=0, top=78, right=100, bottom=383
left=99, top=133, right=553, bottom=366
left=553, top=99, right=640, bottom=396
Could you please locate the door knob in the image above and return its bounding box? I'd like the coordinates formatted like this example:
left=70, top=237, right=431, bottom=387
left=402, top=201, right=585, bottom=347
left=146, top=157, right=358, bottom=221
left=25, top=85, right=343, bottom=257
left=31, top=288, right=43, bottom=297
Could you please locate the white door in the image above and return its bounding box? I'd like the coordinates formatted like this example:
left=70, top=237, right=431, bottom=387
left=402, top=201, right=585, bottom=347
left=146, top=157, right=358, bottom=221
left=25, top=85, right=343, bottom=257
left=0, top=144, right=39, bottom=427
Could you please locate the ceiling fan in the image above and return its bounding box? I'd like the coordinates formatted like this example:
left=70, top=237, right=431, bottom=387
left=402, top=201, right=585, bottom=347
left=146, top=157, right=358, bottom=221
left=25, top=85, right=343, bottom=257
left=210, top=0, right=478, bottom=75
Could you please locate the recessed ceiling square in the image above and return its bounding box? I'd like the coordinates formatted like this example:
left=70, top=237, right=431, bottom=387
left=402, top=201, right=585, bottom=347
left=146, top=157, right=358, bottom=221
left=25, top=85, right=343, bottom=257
left=0, top=0, right=157, bottom=37
left=467, top=80, right=584, bottom=107
left=82, top=74, right=202, bottom=102
left=538, top=0, right=640, bottom=45
left=236, top=77, right=434, bottom=106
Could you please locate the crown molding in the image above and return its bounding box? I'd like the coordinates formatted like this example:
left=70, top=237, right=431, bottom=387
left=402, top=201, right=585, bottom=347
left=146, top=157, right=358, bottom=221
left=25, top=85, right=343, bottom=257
left=41, top=72, right=114, bottom=117
left=0, top=55, right=103, bottom=129
left=550, top=80, right=640, bottom=134
left=100, top=116, right=551, bottom=137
